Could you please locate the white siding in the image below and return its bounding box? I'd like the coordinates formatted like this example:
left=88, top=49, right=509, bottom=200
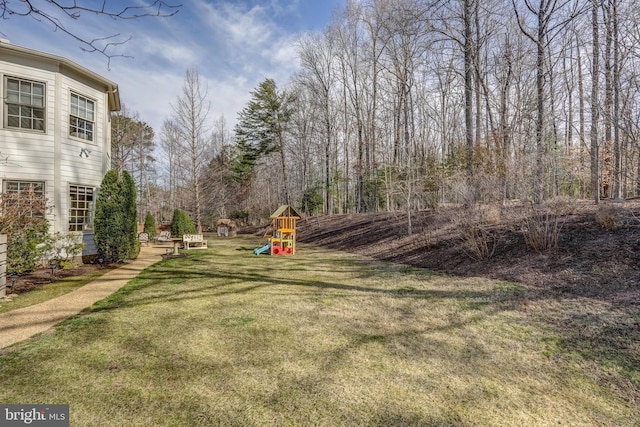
left=0, top=45, right=117, bottom=256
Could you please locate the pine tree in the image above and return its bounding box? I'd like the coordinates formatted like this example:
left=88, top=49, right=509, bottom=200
left=234, top=78, right=295, bottom=203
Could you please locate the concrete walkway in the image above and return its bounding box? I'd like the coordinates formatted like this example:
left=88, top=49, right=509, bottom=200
left=0, top=245, right=167, bottom=349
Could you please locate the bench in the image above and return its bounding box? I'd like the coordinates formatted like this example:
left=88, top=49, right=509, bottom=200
left=137, top=232, right=149, bottom=246
left=156, top=231, right=172, bottom=242
left=183, top=234, right=208, bottom=250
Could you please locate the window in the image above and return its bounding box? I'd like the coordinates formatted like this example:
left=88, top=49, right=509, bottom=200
left=2, top=180, right=46, bottom=217
left=69, top=185, right=94, bottom=231
left=70, top=93, right=95, bottom=141
left=5, top=77, right=45, bottom=131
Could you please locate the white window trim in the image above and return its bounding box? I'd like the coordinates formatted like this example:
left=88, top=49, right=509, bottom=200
left=4, top=76, right=46, bottom=132
left=2, top=179, right=46, bottom=218
left=69, top=92, right=95, bottom=142
left=68, top=184, right=95, bottom=232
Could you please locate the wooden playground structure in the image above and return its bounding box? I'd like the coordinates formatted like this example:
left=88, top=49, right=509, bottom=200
left=254, top=205, right=301, bottom=256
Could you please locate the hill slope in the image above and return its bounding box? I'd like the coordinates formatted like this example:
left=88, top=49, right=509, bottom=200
left=297, top=201, right=640, bottom=307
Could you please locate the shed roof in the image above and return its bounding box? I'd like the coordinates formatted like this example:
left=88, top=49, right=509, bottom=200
left=270, top=205, right=302, bottom=219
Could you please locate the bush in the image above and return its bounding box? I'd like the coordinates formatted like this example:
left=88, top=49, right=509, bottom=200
left=143, top=212, right=157, bottom=238
left=171, top=209, right=196, bottom=236
left=452, top=204, right=500, bottom=261
left=520, top=198, right=574, bottom=252
left=0, top=187, right=50, bottom=274
left=129, top=239, right=141, bottom=260
left=42, top=232, right=84, bottom=268
left=7, top=220, right=49, bottom=274
left=94, top=170, right=138, bottom=263
left=595, top=205, right=621, bottom=230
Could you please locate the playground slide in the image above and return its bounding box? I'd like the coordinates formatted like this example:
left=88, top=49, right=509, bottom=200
left=254, top=243, right=271, bottom=255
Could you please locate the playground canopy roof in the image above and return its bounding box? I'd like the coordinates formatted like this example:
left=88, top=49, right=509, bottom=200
left=270, top=205, right=302, bottom=219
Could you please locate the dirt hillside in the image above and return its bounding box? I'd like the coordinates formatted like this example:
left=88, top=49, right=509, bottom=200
left=297, top=200, right=640, bottom=308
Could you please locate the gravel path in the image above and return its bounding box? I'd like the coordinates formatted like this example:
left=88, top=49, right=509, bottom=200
left=0, top=245, right=167, bottom=349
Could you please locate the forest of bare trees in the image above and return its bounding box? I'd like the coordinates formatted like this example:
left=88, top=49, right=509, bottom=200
left=120, top=0, right=640, bottom=227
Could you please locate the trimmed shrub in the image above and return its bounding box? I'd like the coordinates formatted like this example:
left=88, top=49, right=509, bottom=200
left=143, top=212, right=157, bottom=238
left=94, top=170, right=138, bottom=263
left=171, top=209, right=196, bottom=236
left=129, top=239, right=141, bottom=260
left=122, top=171, right=137, bottom=257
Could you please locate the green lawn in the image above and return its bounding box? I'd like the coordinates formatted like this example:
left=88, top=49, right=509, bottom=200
left=0, top=236, right=637, bottom=426
left=0, top=269, right=112, bottom=314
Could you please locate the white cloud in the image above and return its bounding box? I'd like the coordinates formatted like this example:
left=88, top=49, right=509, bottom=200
left=1, top=0, right=340, bottom=147
left=272, top=36, right=300, bottom=71
left=136, top=35, right=199, bottom=67
left=196, top=1, right=275, bottom=49
left=114, top=66, right=184, bottom=131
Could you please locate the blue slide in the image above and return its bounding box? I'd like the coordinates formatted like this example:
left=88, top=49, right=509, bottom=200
left=254, top=243, right=271, bottom=255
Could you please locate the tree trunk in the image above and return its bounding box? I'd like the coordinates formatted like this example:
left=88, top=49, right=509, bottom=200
left=612, top=0, right=621, bottom=199
left=464, top=0, right=475, bottom=192
left=591, top=0, right=601, bottom=204
left=534, top=3, right=546, bottom=205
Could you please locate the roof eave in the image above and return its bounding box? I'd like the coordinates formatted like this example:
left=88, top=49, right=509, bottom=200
left=0, top=41, right=121, bottom=112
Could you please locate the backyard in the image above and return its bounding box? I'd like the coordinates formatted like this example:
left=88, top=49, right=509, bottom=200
left=0, top=234, right=638, bottom=426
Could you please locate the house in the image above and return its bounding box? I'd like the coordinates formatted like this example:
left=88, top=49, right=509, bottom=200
left=0, top=40, right=121, bottom=256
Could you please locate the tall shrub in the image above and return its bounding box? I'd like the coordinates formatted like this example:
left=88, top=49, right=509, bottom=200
left=170, top=209, right=196, bottom=236
left=143, top=212, right=157, bottom=238
left=94, top=170, right=138, bottom=263
left=122, top=171, right=139, bottom=259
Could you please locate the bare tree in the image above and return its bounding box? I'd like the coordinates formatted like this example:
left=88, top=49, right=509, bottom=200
left=512, top=0, right=582, bottom=204
left=0, top=1, right=180, bottom=66
left=591, top=0, right=601, bottom=203
left=130, top=0, right=640, bottom=221
left=131, top=122, right=155, bottom=223
left=171, top=67, right=211, bottom=232
left=201, top=115, right=234, bottom=221
left=297, top=31, right=337, bottom=214
left=287, top=83, right=323, bottom=215
left=111, top=106, right=139, bottom=174
left=110, top=107, right=156, bottom=222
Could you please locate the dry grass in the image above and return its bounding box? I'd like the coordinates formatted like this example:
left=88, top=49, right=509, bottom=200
left=0, top=236, right=637, bottom=426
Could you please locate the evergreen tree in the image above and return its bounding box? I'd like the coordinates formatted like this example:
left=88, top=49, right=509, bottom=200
left=233, top=78, right=295, bottom=203
left=143, top=212, right=157, bottom=238
left=122, top=171, right=138, bottom=258
left=95, top=170, right=138, bottom=263
left=170, top=209, right=196, bottom=236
